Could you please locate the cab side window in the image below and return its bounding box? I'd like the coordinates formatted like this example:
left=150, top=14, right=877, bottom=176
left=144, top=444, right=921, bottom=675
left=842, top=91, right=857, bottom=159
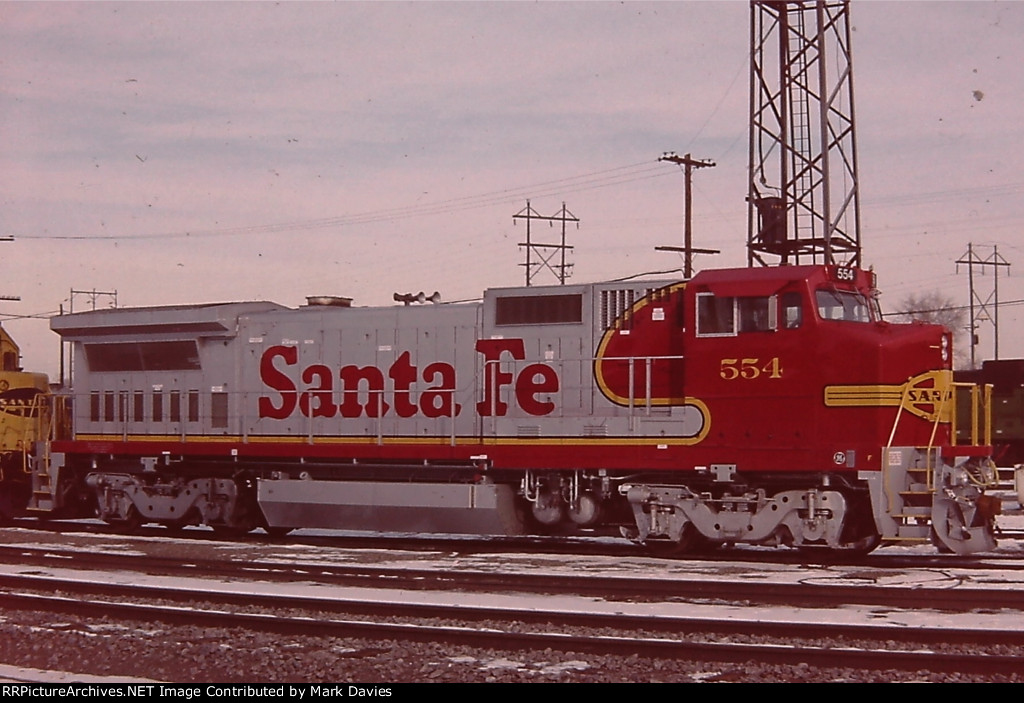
left=697, top=294, right=776, bottom=336
left=697, top=293, right=735, bottom=336
left=782, top=292, right=803, bottom=329
left=738, top=297, right=772, bottom=332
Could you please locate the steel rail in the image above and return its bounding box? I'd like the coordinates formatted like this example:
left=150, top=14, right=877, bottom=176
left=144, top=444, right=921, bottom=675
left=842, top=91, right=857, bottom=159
left=2, top=543, right=1024, bottom=611
left=1, top=588, right=1022, bottom=677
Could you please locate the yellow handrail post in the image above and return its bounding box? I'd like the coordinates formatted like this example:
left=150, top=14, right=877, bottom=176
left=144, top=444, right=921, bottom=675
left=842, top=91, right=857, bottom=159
left=970, top=384, right=980, bottom=447
left=984, top=383, right=993, bottom=447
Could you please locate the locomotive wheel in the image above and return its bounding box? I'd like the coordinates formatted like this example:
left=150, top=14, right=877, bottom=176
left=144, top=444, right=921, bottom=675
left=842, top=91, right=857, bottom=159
left=161, top=508, right=198, bottom=533
left=842, top=532, right=881, bottom=555
left=529, top=491, right=565, bottom=528
left=646, top=523, right=713, bottom=557
left=116, top=506, right=145, bottom=535
left=567, top=492, right=603, bottom=528
left=796, top=532, right=881, bottom=557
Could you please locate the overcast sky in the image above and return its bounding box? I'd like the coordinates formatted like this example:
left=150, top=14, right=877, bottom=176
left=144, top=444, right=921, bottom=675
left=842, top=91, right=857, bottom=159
left=2, top=1, right=1022, bottom=377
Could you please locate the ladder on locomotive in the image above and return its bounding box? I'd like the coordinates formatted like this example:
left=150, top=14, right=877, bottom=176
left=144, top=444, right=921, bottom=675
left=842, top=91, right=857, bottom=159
left=881, top=381, right=994, bottom=544
left=25, top=394, right=68, bottom=514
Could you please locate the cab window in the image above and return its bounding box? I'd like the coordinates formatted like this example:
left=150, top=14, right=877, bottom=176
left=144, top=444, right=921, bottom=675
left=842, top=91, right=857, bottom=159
left=697, top=294, right=776, bottom=336
left=738, top=297, right=772, bottom=332
left=697, top=293, right=735, bottom=336
left=782, top=292, right=803, bottom=329
left=816, top=289, right=873, bottom=322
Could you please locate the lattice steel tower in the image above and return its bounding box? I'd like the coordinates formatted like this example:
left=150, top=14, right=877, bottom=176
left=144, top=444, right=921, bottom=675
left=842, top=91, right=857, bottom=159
left=747, top=0, right=861, bottom=267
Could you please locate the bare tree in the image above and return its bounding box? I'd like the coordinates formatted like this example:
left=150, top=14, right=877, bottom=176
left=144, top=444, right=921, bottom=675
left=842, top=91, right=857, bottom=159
left=893, top=291, right=964, bottom=328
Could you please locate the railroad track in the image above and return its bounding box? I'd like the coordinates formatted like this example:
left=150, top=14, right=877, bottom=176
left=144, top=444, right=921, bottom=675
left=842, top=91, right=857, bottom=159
left=3, top=542, right=1024, bottom=611
left=2, top=570, right=1024, bottom=679
left=4, top=525, right=1024, bottom=684
left=7, top=519, right=1024, bottom=569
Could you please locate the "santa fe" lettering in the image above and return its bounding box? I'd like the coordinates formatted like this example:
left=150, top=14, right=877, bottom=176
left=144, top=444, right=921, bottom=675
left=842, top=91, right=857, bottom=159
left=258, top=339, right=558, bottom=420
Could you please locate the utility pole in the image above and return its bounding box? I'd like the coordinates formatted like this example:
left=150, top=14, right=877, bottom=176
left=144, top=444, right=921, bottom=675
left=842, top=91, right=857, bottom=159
left=513, top=200, right=579, bottom=286
left=0, top=235, right=21, bottom=373
left=70, top=288, right=118, bottom=312
left=956, top=244, right=1011, bottom=366
left=656, top=152, right=718, bottom=278
left=0, top=235, right=19, bottom=303
left=66, top=288, right=118, bottom=387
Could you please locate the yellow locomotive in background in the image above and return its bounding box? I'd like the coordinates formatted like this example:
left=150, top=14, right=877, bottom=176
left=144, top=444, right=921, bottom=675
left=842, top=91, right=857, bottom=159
left=0, top=324, right=52, bottom=521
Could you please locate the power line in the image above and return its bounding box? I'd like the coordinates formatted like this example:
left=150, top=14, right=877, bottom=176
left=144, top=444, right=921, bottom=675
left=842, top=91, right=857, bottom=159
left=885, top=298, right=1024, bottom=317
left=514, top=201, right=579, bottom=286
left=957, top=243, right=1011, bottom=365
left=15, top=161, right=676, bottom=242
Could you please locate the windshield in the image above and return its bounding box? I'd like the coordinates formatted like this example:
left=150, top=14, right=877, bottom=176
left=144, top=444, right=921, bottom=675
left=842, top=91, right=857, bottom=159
left=815, top=289, right=874, bottom=323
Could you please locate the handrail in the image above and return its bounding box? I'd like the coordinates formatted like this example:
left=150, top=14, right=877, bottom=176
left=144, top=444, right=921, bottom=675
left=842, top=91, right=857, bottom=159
left=884, top=375, right=994, bottom=502
left=950, top=381, right=993, bottom=448
left=922, top=383, right=952, bottom=491
left=883, top=382, right=912, bottom=513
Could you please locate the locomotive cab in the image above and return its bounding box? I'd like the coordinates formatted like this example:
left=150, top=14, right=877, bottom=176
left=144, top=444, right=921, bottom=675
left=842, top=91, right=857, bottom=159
left=681, top=265, right=962, bottom=473
left=621, top=264, right=997, bottom=554
left=682, top=265, right=891, bottom=474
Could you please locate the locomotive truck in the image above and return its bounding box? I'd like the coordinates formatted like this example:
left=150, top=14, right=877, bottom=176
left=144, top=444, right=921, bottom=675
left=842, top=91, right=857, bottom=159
left=2, top=263, right=1000, bottom=554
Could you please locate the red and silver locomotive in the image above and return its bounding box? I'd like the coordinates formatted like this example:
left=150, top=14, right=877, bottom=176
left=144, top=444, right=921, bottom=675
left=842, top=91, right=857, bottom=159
left=9, top=263, right=1000, bottom=554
